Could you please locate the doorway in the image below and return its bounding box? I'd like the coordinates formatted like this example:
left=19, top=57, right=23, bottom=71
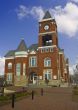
left=29, top=72, right=38, bottom=84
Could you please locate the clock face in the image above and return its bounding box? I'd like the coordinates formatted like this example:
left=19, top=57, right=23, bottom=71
left=44, top=25, right=49, bottom=30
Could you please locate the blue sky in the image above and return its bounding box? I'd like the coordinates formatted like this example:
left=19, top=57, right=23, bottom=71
left=0, top=0, right=78, bottom=66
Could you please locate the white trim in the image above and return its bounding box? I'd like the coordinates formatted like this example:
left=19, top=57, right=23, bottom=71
left=39, top=18, right=53, bottom=22
left=30, top=51, right=36, bottom=54
left=5, top=57, right=14, bottom=59
left=5, top=55, right=28, bottom=59
left=38, top=45, right=56, bottom=49
left=39, top=31, right=56, bottom=35
left=23, top=63, right=26, bottom=76
left=15, top=55, right=28, bottom=57
left=15, top=51, right=28, bottom=55
left=59, top=52, right=63, bottom=54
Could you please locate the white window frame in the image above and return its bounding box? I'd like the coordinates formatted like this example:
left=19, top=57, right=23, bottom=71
left=44, top=58, right=51, bottom=67
left=43, top=69, right=52, bottom=80
left=50, top=48, right=53, bottom=52
left=29, top=56, right=37, bottom=67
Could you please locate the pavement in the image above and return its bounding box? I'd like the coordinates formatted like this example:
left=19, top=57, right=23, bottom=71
left=0, top=87, right=78, bottom=110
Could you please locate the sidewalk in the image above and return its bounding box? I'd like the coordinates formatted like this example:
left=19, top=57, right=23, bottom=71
left=0, top=87, right=78, bottom=110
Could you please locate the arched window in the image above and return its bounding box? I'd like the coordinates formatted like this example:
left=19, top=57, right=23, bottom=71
left=44, top=58, right=51, bottom=67
left=8, top=63, right=12, bottom=69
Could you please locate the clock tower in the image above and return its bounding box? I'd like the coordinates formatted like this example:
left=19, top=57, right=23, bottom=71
left=38, top=11, right=58, bottom=47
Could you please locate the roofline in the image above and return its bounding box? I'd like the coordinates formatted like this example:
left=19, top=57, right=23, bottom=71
left=38, top=45, right=57, bottom=49
left=39, top=31, right=56, bottom=35
left=39, top=18, right=53, bottom=22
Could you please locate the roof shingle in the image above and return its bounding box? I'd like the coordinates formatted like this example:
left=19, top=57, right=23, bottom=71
left=28, top=44, right=38, bottom=51
left=16, top=39, right=27, bottom=51
left=4, top=50, right=15, bottom=57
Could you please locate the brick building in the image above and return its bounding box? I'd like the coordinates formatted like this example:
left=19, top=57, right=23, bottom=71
left=4, top=11, right=69, bottom=86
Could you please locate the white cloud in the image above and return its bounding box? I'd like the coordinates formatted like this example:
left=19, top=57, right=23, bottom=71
left=30, top=6, right=44, bottom=20
left=70, top=0, right=78, bottom=3
left=16, top=5, right=44, bottom=20
left=16, top=2, right=78, bottom=37
left=0, top=57, right=5, bottom=75
left=50, top=2, right=78, bottom=37
left=15, top=5, right=29, bottom=19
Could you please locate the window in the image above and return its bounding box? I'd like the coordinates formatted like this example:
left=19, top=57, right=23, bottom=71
left=44, top=70, right=52, bottom=80
left=7, top=73, right=12, bottom=81
left=44, top=58, right=51, bottom=67
left=42, top=35, right=52, bottom=46
left=16, top=63, right=21, bottom=76
left=29, top=56, right=37, bottom=67
left=8, top=63, right=12, bottom=69
left=45, top=74, right=51, bottom=80
left=45, top=48, right=49, bottom=52
left=41, top=49, right=44, bottom=53
left=50, top=48, right=53, bottom=52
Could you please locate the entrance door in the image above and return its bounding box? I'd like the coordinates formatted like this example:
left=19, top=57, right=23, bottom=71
left=29, top=72, right=38, bottom=84
left=33, top=75, right=38, bottom=84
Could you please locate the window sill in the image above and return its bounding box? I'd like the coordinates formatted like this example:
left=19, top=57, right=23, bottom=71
left=44, top=66, right=51, bottom=67
left=29, top=66, right=37, bottom=68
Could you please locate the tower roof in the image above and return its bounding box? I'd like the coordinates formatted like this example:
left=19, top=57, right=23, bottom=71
left=16, top=39, right=27, bottom=51
left=43, top=11, right=52, bottom=19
